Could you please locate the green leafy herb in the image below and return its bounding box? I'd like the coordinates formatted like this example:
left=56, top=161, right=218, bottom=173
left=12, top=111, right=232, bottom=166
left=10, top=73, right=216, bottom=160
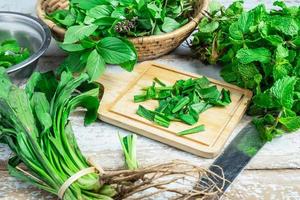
left=191, top=1, right=300, bottom=141
left=0, top=39, right=30, bottom=68
left=134, top=77, right=231, bottom=130
left=177, top=125, right=205, bottom=136
left=47, top=0, right=195, bottom=81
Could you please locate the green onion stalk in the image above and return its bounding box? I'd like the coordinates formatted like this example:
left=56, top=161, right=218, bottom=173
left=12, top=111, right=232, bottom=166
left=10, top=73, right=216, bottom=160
left=0, top=68, right=115, bottom=200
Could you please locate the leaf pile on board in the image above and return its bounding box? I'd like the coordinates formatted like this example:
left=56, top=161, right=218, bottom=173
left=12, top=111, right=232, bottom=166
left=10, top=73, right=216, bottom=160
left=0, top=39, right=30, bottom=68
left=191, top=1, right=300, bottom=141
left=47, top=0, right=195, bottom=80
left=134, top=77, right=231, bottom=134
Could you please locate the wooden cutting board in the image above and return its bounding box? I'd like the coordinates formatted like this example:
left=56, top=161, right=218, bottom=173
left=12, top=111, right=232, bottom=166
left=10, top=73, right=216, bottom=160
left=97, top=61, right=252, bottom=158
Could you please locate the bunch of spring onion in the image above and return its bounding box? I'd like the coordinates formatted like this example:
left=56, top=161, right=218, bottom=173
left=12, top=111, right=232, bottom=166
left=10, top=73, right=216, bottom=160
left=0, top=68, right=115, bottom=199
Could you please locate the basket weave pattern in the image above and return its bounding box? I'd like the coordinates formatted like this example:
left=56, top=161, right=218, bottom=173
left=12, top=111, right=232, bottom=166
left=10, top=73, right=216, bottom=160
left=37, top=0, right=209, bottom=61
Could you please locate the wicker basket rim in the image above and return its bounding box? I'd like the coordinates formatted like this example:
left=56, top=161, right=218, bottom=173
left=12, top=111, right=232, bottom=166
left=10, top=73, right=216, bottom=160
left=36, top=0, right=209, bottom=40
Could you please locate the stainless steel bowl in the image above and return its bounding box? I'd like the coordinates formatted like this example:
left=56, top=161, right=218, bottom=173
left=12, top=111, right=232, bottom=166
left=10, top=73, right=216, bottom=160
left=0, top=12, right=51, bottom=83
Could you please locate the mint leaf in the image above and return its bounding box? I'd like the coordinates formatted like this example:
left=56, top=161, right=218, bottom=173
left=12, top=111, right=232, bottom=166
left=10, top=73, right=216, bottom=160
left=269, top=16, right=299, bottom=36
left=229, top=22, right=243, bottom=40
left=237, top=11, right=254, bottom=33
left=253, top=92, right=279, bottom=109
left=199, top=19, right=219, bottom=33
left=236, top=48, right=271, bottom=64
left=270, top=76, right=297, bottom=109
left=279, top=117, right=300, bottom=131
left=276, top=44, right=289, bottom=59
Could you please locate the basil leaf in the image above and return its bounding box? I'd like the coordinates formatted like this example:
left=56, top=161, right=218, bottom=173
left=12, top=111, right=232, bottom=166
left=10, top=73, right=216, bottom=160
left=59, top=43, right=85, bottom=52
left=87, top=5, right=113, bottom=19
left=86, top=50, right=106, bottom=81
left=64, top=25, right=98, bottom=44
left=161, top=17, right=180, bottom=33
left=97, top=37, right=136, bottom=64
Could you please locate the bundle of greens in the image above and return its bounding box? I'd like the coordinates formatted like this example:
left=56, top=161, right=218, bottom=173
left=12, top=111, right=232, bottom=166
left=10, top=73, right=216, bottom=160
left=191, top=1, right=300, bottom=141
left=0, top=68, right=116, bottom=199
left=47, top=0, right=195, bottom=81
left=0, top=39, right=30, bottom=68
left=134, top=77, right=231, bottom=134
left=0, top=69, right=225, bottom=199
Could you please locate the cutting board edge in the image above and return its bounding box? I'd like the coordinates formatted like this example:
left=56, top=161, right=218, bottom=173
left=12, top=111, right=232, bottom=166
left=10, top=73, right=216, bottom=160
left=99, top=114, right=219, bottom=158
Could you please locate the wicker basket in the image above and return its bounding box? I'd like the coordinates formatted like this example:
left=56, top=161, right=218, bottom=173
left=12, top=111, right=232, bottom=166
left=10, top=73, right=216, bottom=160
left=36, top=0, right=209, bottom=61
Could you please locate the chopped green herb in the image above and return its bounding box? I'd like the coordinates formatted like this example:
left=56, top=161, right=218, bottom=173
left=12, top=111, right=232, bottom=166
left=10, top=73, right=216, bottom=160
left=154, top=77, right=166, bottom=86
left=134, top=77, right=231, bottom=130
left=136, top=105, right=155, bottom=122
left=177, top=125, right=205, bottom=136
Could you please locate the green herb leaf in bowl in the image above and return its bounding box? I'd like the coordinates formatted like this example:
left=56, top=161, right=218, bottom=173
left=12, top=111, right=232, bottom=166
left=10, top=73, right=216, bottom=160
left=0, top=39, right=30, bottom=68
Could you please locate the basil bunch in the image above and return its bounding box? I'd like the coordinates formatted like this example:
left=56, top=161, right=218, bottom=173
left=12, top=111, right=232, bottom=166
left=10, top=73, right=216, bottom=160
left=47, top=0, right=194, bottom=81
left=191, top=1, right=300, bottom=141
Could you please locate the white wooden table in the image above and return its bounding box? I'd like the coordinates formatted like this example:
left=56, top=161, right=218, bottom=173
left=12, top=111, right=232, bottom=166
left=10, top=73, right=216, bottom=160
left=1, top=0, right=300, bottom=199
left=1, top=50, right=300, bottom=199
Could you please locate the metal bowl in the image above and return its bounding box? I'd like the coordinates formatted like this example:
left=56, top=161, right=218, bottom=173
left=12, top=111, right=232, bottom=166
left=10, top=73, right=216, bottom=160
left=0, top=11, right=51, bottom=83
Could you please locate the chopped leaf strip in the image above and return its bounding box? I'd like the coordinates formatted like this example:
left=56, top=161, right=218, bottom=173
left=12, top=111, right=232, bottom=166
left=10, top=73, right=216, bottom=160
left=177, top=125, right=205, bottom=136
left=118, top=134, right=139, bottom=170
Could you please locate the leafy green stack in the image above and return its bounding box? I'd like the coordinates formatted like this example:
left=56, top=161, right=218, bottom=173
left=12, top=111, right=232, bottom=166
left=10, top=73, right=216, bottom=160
left=134, top=77, right=231, bottom=134
left=191, top=1, right=300, bottom=141
left=0, top=69, right=116, bottom=199
left=0, top=39, right=30, bottom=68
left=47, top=0, right=194, bottom=80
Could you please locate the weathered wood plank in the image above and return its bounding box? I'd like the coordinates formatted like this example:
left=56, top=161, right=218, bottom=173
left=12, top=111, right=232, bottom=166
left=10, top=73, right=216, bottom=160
left=225, top=169, right=300, bottom=200
left=1, top=169, right=299, bottom=200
